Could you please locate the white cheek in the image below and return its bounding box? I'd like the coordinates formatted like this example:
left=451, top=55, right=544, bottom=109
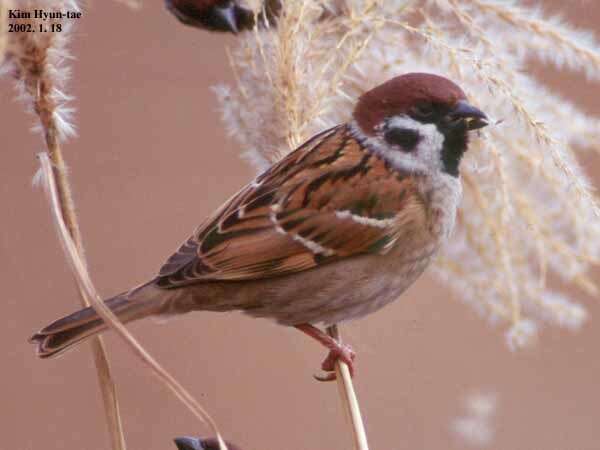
left=385, top=116, right=445, bottom=172
left=350, top=116, right=445, bottom=174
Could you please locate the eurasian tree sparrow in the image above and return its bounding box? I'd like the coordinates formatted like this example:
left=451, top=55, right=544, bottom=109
left=31, top=73, right=488, bottom=380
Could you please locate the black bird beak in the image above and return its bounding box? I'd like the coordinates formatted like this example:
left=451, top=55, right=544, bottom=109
left=174, top=436, right=204, bottom=450
left=165, top=0, right=255, bottom=34
left=214, top=3, right=240, bottom=33
left=451, top=100, right=489, bottom=130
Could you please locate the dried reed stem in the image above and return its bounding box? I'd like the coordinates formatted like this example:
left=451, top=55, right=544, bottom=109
left=0, top=1, right=8, bottom=65
left=37, top=153, right=228, bottom=450
left=326, top=325, right=369, bottom=450
left=28, top=36, right=128, bottom=449
left=2, top=1, right=128, bottom=445
left=48, top=156, right=128, bottom=450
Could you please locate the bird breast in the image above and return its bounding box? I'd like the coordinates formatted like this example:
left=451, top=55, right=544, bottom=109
left=419, top=171, right=463, bottom=241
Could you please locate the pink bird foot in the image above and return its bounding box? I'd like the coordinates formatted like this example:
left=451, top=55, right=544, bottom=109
left=295, top=324, right=356, bottom=382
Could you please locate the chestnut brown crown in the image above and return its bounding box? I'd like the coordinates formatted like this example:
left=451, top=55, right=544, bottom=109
left=353, top=73, right=469, bottom=135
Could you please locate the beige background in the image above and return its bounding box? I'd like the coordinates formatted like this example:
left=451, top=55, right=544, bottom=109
left=2, top=2, right=600, bottom=450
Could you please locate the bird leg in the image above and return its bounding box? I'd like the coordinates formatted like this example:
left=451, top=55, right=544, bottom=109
left=294, top=324, right=356, bottom=382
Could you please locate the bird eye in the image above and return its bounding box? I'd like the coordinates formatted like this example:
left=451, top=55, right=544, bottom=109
left=384, top=127, right=420, bottom=152
left=412, top=103, right=435, bottom=121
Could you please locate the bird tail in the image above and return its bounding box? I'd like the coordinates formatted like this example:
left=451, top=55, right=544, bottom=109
left=30, top=282, right=165, bottom=359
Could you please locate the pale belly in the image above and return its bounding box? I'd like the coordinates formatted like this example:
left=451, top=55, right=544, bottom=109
left=189, top=248, right=437, bottom=326
left=289, top=254, right=433, bottom=326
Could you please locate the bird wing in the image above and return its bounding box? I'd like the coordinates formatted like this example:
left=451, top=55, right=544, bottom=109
left=156, top=124, right=427, bottom=287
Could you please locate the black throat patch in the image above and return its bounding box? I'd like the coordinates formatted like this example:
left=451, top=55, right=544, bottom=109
left=440, top=127, right=469, bottom=177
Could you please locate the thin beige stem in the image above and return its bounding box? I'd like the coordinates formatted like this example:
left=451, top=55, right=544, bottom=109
left=88, top=339, right=128, bottom=450
left=326, top=325, right=369, bottom=450
left=37, top=153, right=228, bottom=450
left=0, top=1, right=10, bottom=65
left=34, top=76, right=128, bottom=450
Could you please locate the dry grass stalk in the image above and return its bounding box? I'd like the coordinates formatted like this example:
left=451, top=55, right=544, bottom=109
left=0, top=1, right=9, bottom=66
left=326, top=325, right=369, bottom=450
left=216, top=0, right=600, bottom=351
left=2, top=2, right=127, bottom=449
left=37, top=153, right=229, bottom=450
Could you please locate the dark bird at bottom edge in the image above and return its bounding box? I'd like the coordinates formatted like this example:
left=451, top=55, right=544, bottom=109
left=175, top=436, right=242, bottom=450
left=30, top=73, right=488, bottom=381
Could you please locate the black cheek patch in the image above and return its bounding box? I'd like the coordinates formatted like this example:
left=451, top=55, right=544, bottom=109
left=384, top=127, right=420, bottom=152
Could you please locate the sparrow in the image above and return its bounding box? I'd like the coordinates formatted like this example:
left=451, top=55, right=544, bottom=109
left=165, top=0, right=281, bottom=33
left=175, top=436, right=242, bottom=450
left=30, top=73, right=488, bottom=381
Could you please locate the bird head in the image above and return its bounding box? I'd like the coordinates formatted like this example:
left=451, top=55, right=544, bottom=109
left=353, top=73, right=488, bottom=177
